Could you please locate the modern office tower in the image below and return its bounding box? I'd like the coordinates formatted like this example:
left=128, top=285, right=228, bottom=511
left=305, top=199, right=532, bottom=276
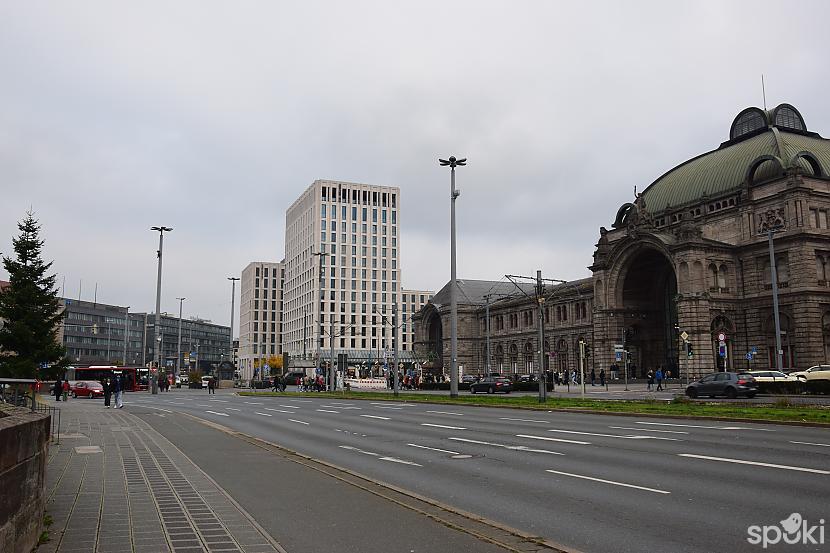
left=281, top=179, right=431, bottom=367
left=238, top=261, right=284, bottom=380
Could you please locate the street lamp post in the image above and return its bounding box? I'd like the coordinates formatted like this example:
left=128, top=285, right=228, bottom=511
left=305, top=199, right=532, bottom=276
left=228, top=277, right=239, bottom=381
left=312, top=250, right=325, bottom=383
left=176, top=298, right=185, bottom=381
left=150, top=226, right=172, bottom=394
left=123, top=306, right=130, bottom=367
left=439, top=155, right=466, bottom=398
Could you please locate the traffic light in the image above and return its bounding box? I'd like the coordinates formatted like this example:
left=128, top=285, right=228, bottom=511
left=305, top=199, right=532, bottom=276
left=686, top=342, right=694, bottom=358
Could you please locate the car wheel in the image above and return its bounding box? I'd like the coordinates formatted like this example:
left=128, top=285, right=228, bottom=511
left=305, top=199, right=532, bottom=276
left=725, top=387, right=737, bottom=399
left=470, top=387, right=476, bottom=394
left=686, top=388, right=697, bottom=398
left=488, top=386, right=494, bottom=394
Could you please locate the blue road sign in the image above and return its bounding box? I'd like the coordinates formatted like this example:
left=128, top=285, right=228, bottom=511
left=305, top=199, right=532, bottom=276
left=751, top=347, right=757, bottom=355
left=615, top=352, right=623, bottom=361
left=745, top=353, right=753, bottom=361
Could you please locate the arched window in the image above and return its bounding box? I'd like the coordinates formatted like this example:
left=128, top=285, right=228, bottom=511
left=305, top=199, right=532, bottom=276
left=717, top=264, right=728, bottom=289
left=678, top=262, right=690, bottom=291
left=708, top=264, right=719, bottom=289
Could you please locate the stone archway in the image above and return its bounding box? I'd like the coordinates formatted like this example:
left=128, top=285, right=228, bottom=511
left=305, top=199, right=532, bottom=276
left=619, top=247, right=679, bottom=375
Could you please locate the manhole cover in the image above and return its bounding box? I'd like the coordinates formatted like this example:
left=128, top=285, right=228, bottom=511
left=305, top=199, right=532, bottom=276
left=73, top=446, right=102, bottom=454
left=56, top=433, right=86, bottom=439
left=451, top=454, right=472, bottom=459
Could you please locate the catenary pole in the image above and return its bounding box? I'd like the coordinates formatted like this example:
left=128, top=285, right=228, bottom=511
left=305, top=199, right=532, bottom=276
left=151, top=226, right=172, bottom=394
left=767, top=229, right=784, bottom=372
left=176, top=298, right=185, bottom=381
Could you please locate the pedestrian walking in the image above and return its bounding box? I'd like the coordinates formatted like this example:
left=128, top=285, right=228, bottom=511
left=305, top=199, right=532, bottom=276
left=62, top=379, right=70, bottom=401
left=610, top=362, right=619, bottom=380
left=600, top=368, right=606, bottom=387
left=54, top=376, right=62, bottom=401
left=590, top=368, right=596, bottom=386
left=113, top=373, right=123, bottom=408
left=646, top=369, right=654, bottom=391
left=655, top=367, right=664, bottom=391
left=102, top=378, right=111, bottom=408
left=207, top=377, right=215, bottom=394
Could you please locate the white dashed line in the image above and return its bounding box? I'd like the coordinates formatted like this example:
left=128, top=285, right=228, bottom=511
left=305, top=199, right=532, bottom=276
left=420, top=423, right=467, bottom=430
left=426, top=410, right=465, bottom=416
left=255, top=412, right=272, bottom=417
left=288, top=419, right=309, bottom=425
left=609, top=426, right=689, bottom=434
left=547, top=429, right=681, bottom=441
left=545, top=469, right=670, bottom=494
left=678, top=454, right=830, bottom=474
left=360, top=415, right=391, bottom=420
left=225, top=408, right=241, bottom=411
left=316, top=409, right=340, bottom=413
left=205, top=410, right=229, bottom=417
left=264, top=408, right=295, bottom=414
left=407, top=443, right=461, bottom=455
left=790, top=440, right=830, bottom=448
left=449, top=437, right=564, bottom=455
left=516, top=434, right=591, bottom=445
left=499, top=417, right=550, bottom=423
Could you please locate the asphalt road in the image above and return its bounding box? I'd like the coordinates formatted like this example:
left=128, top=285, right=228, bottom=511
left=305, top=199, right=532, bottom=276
left=124, top=389, right=829, bottom=553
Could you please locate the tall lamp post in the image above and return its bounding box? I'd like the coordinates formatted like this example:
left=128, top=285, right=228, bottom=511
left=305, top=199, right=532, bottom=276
left=228, top=277, right=240, bottom=380
left=176, top=298, right=185, bottom=381
left=150, top=226, right=172, bottom=394
left=312, top=250, right=325, bottom=382
left=439, top=155, right=466, bottom=398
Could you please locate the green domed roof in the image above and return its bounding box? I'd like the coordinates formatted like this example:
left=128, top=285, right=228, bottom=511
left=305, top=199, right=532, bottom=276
left=642, top=103, right=830, bottom=214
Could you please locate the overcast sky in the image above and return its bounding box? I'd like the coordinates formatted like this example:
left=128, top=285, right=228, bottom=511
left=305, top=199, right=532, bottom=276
left=2, top=1, right=828, bottom=333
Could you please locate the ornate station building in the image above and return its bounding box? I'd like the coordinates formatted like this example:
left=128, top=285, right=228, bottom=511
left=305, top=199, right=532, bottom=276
left=415, top=103, right=830, bottom=379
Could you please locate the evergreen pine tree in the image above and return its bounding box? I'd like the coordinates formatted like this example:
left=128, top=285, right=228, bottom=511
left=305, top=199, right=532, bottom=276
left=0, top=211, right=69, bottom=378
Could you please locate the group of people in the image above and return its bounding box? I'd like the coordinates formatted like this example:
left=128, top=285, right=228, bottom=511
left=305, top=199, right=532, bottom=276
left=646, top=367, right=670, bottom=391
left=52, top=373, right=126, bottom=408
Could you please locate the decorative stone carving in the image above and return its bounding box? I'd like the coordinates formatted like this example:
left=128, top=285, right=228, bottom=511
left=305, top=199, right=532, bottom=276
left=674, top=210, right=702, bottom=241
left=757, top=207, right=786, bottom=233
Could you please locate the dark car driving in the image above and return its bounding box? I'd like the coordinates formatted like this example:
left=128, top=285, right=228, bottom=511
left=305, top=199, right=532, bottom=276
left=470, top=376, right=512, bottom=394
left=685, top=371, right=757, bottom=399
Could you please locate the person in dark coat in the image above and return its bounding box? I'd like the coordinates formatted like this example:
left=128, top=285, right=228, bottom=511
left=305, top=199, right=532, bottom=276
left=102, top=378, right=112, bottom=408
left=54, top=376, right=63, bottom=401
left=599, top=368, right=606, bottom=387
left=113, top=373, right=123, bottom=408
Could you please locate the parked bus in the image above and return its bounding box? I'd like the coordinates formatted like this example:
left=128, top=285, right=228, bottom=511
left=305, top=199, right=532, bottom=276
left=65, top=366, right=148, bottom=391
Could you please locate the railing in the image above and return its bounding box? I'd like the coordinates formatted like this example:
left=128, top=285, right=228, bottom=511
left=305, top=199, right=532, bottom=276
left=0, top=378, right=61, bottom=444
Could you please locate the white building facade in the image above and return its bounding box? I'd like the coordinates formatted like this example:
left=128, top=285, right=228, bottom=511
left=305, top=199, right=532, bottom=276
left=238, top=261, right=284, bottom=381
left=281, top=180, right=432, bottom=365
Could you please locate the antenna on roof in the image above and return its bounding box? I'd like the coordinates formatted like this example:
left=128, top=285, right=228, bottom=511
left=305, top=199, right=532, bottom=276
left=761, top=74, right=767, bottom=110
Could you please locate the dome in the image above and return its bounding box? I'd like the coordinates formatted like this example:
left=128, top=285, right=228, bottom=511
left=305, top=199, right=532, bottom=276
left=641, top=103, right=829, bottom=214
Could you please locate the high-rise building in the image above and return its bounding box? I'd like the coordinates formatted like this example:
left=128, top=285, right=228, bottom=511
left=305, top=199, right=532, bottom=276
left=281, top=179, right=432, bottom=366
left=238, top=261, right=284, bottom=380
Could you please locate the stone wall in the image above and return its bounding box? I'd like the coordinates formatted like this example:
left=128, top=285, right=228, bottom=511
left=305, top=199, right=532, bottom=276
left=0, top=406, right=51, bottom=553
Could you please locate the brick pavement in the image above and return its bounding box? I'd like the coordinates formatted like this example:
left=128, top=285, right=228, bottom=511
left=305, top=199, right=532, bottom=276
left=40, top=398, right=284, bottom=553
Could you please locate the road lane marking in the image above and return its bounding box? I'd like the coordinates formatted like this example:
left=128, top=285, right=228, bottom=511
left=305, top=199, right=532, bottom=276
left=450, top=437, right=564, bottom=455
left=380, top=457, right=422, bottom=466
left=316, top=409, right=340, bottom=413
left=421, top=423, right=467, bottom=430
left=339, top=446, right=422, bottom=466
left=245, top=401, right=264, bottom=405
left=225, top=407, right=241, bottom=411
left=265, top=408, right=295, bottom=413
left=636, top=421, right=774, bottom=431
left=426, top=410, right=464, bottom=416
left=141, top=405, right=173, bottom=413
left=370, top=402, right=414, bottom=407
left=547, top=429, right=680, bottom=441
left=374, top=406, right=403, bottom=410
left=255, top=412, right=272, bottom=417
left=209, top=399, right=228, bottom=402
left=279, top=405, right=301, bottom=409
left=609, top=426, right=689, bottom=434
left=205, top=410, right=229, bottom=417
left=545, top=469, right=670, bottom=494
left=515, top=434, right=591, bottom=445
left=360, top=414, right=391, bottom=420
left=407, top=443, right=461, bottom=455
left=196, top=404, right=209, bottom=407
left=288, top=419, right=309, bottom=425
left=790, top=440, right=830, bottom=448
left=678, top=454, right=830, bottom=474
left=500, top=417, right=550, bottom=423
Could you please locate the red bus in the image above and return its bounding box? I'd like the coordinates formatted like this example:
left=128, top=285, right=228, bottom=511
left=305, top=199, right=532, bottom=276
left=66, top=366, right=149, bottom=391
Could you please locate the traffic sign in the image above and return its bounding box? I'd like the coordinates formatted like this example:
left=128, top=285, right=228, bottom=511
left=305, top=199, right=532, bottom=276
left=751, top=347, right=757, bottom=355
left=717, top=332, right=726, bottom=342
left=745, top=353, right=753, bottom=361
left=615, top=352, right=623, bottom=362
left=680, top=331, right=689, bottom=341
left=614, top=344, right=624, bottom=353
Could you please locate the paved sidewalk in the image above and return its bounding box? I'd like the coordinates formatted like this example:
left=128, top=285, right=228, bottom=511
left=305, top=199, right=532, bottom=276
left=40, top=399, right=283, bottom=553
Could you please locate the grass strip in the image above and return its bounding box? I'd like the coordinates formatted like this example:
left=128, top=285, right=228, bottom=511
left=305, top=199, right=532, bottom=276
left=237, top=390, right=830, bottom=424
